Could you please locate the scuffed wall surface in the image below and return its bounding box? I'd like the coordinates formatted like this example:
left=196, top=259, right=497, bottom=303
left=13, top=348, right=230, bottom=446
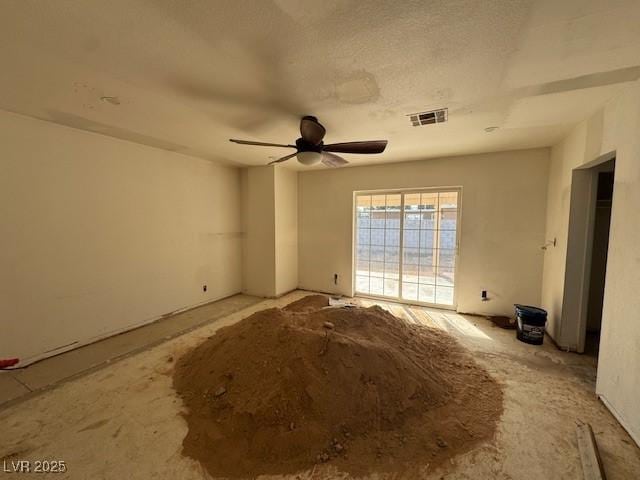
left=542, top=81, right=640, bottom=444
left=241, top=167, right=276, bottom=297
left=0, top=111, right=242, bottom=365
left=595, top=84, right=640, bottom=445
left=274, top=167, right=298, bottom=296
left=241, top=165, right=298, bottom=298
left=540, top=123, right=588, bottom=343
left=298, top=149, right=550, bottom=316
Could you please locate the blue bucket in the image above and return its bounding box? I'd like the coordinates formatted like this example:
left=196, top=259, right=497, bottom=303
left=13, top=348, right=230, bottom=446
left=514, top=304, right=547, bottom=345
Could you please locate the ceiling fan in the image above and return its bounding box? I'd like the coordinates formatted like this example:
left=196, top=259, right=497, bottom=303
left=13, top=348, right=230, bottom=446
left=229, top=116, right=388, bottom=167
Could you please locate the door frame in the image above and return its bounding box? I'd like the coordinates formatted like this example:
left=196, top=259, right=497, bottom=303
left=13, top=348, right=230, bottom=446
left=561, top=152, right=615, bottom=352
left=351, top=186, right=463, bottom=310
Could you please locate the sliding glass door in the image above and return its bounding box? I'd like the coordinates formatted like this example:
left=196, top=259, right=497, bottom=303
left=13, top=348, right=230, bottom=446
left=355, top=193, right=401, bottom=298
left=354, top=189, right=460, bottom=307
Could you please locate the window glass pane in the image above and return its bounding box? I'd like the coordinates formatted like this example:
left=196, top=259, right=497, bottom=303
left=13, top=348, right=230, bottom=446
left=370, top=228, right=385, bottom=246
left=356, top=275, right=369, bottom=293
left=402, top=263, right=419, bottom=283
left=357, top=211, right=370, bottom=229
left=419, top=264, right=436, bottom=285
left=403, top=247, right=419, bottom=266
left=385, top=247, right=399, bottom=264
left=357, top=228, right=370, bottom=246
left=418, top=284, right=435, bottom=303
left=384, top=279, right=399, bottom=297
left=384, top=262, right=399, bottom=280
left=420, top=192, right=438, bottom=211
left=357, top=244, right=370, bottom=261
left=404, top=193, right=420, bottom=209
left=419, top=230, right=436, bottom=249
left=370, top=246, right=385, bottom=263
left=401, top=192, right=458, bottom=304
left=356, top=259, right=370, bottom=275
left=356, top=195, right=372, bottom=209
left=358, top=190, right=459, bottom=306
left=438, top=249, right=456, bottom=268
left=370, top=212, right=385, bottom=228
left=404, top=212, right=421, bottom=230
left=385, top=194, right=401, bottom=229
left=436, top=267, right=455, bottom=287
left=370, top=195, right=386, bottom=227
left=403, top=229, right=419, bottom=248
left=438, top=228, right=457, bottom=250
left=440, top=209, right=457, bottom=230
left=369, top=261, right=384, bottom=278
left=370, top=195, right=386, bottom=207
left=355, top=196, right=372, bottom=295
left=435, top=286, right=454, bottom=305
left=371, top=195, right=387, bottom=228
left=419, top=249, right=434, bottom=267
left=420, top=210, right=436, bottom=230
left=439, top=191, right=458, bottom=209
left=385, top=228, right=400, bottom=247
left=386, top=212, right=401, bottom=229
left=370, top=277, right=384, bottom=295
left=402, top=282, right=418, bottom=301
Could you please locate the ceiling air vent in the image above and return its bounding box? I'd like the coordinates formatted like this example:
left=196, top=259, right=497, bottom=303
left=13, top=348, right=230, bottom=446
left=408, top=108, right=448, bottom=126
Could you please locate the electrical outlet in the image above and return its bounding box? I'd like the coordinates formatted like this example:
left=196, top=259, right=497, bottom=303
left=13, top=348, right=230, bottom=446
left=334, top=273, right=338, bottom=285
left=203, top=285, right=207, bottom=292
left=481, top=290, right=488, bottom=301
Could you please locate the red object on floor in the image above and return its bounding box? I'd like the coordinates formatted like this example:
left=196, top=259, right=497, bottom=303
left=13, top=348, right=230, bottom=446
left=0, top=358, right=19, bottom=368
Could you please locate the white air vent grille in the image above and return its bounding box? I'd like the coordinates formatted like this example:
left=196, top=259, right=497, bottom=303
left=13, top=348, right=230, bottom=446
left=408, top=108, right=448, bottom=126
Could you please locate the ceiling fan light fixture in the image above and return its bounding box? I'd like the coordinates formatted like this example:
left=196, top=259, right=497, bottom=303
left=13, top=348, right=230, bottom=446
left=229, top=116, right=388, bottom=168
left=296, top=151, right=322, bottom=165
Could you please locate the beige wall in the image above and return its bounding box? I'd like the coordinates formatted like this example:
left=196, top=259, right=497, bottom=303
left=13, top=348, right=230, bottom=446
left=542, top=80, right=640, bottom=444
left=540, top=125, right=588, bottom=342
left=241, top=167, right=276, bottom=297
left=541, top=127, right=615, bottom=345
left=0, top=111, right=243, bottom=366
left=274, top=167, right=298, bottom=296
left=298, top=149, right=550, bottom=316
left=241, top=165, right=298, bottom=297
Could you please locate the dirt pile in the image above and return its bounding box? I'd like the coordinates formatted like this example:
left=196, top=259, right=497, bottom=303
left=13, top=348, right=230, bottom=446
left=173, top=295, right=503, bottom=478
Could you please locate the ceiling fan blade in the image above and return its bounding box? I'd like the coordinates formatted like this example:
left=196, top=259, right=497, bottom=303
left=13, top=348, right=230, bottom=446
left=321, top=152, right=349, bottom=168
left=230, top=139, right=296, bottom=148
left=300, top=116, right=326, bottom=145
left=323, top=140, right=388, bottom=154
left=268, top=152, right=298, bottom=165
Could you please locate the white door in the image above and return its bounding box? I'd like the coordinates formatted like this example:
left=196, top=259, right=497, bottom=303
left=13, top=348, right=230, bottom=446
left=354, top=189, right=460, bottom=308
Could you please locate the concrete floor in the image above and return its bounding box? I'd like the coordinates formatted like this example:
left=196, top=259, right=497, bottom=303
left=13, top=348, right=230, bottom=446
left=0, top=294, right=262, bottom=407
left=1, top=290, right=639, bottom=479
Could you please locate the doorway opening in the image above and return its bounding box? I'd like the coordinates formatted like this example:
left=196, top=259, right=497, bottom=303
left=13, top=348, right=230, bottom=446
left=562, top=154, right=615, bottom=357
left=353, top=188, right=461, bottom=308
left=584, top=164, right=614, bottom=357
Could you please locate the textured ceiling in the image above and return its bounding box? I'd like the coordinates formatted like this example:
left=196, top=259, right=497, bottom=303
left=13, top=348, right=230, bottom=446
left=1, top=0, right=640, bottom=169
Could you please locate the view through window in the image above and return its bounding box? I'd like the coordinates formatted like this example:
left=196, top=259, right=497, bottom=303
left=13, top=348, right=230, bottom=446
left=355, top=189, right=459, bottom=306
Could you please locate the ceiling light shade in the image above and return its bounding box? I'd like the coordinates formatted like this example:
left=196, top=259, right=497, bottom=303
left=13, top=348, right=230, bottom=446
left=296, top=151, right=322, bottom=165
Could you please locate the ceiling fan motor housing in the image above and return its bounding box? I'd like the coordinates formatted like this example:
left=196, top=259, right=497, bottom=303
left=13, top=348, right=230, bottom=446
left=295, top=137, right=323, bottom=153
left=230, top=115, right=387, bottom=166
